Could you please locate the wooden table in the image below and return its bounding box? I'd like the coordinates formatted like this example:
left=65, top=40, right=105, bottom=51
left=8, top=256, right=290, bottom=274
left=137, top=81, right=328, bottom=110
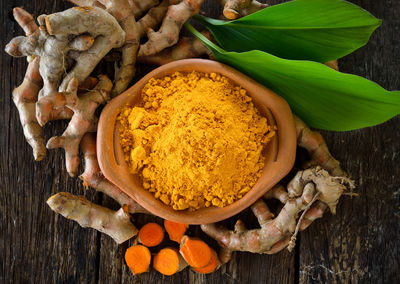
left=1, top=0, right=399, bottom=283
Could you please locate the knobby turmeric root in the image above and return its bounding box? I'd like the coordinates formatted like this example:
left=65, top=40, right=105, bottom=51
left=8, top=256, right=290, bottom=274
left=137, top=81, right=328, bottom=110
left=139, top=0, right=205, bottom=57
left=5, top=6, right=125, bottom=102
left=69, top=0, right=173, bottom=96
left=217, top=0, right=268, bottom=19
left=294, top=115, right=346, bottom=177
left=201, top=167, right=354, bottom=258
left=47, top=192, right=138, bottom=244
left=46, top=76, right=112, bottom=177
left=137, top=31, right=214, bottom=65
left=11, top=8, right=45, bottom=161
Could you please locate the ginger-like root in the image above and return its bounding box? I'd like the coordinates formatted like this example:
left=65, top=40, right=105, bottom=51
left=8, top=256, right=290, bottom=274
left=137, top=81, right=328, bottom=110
left=137, top=31, right=213, bottom=65
left=6, top=7, right=124, bottom=100
left=201, top=167, right=354, bottom=258
left=11, top=8, right=45, bottom=161
left=138, top=0, right=205, bottom=57
left=46, top=76, right=112, bottom=177
left=294, top=115, right=346, bottom=177
left=69, top=0, right=170, bottom=96
left=79, top=133, right=149, bottom=214
left=217, top=0, right=268, bottom=19
left=47, top=192, right=138, bottom=244
left=44, top=7, right=125, bottom=92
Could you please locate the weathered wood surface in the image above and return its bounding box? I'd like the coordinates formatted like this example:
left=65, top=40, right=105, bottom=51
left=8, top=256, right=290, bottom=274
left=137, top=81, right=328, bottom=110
left=0, top=0, right=398, bottom=283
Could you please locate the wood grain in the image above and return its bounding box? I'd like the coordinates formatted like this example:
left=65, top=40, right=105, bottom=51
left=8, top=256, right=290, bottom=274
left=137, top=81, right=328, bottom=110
left=0, top=0, right=398, bottom=283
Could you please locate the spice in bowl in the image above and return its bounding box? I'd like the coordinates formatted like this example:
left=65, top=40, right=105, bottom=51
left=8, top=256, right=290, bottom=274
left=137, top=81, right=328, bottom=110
left=118, top=71, right=275, bottom=211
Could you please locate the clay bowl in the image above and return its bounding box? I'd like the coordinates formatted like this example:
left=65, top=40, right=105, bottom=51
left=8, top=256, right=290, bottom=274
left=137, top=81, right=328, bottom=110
left=97, top=59, right=296, bottom=224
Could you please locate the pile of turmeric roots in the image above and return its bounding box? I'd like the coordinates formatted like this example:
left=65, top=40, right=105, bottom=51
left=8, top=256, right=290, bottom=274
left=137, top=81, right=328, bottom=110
left=6, top=0, right=354, bottom=276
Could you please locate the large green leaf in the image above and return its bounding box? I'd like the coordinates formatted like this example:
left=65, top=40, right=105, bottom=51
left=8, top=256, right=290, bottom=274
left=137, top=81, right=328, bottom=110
left=193, top=0, right=381, bottom=62
left=185, top=23, right=400, bottom=131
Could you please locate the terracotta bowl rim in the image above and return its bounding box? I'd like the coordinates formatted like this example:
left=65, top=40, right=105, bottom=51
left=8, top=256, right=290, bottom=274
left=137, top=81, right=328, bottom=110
left=97, top=59, right=296, bottom=224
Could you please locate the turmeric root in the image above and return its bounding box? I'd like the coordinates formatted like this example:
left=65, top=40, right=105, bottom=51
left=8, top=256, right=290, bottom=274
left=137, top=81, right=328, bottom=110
left=11, top=8, right=45, bottom=161
left=137, top=31, right=213, bottom=65
left=138, top=0, right=205, bottom=57
left=201, top=167, right=354, bottom=258
left=294, top=115, right=346, bottom=177
left=217, top=0, right=268, bottom=19
left=79, top=133, right=148, bottom=214
left=46, top=75, right=112, bottom=177
left=138, top=223, right=165, bottom=247
left=153, top=248, right=188, bottom=275
left=47, top=192, right=138, bottom=244
left=69, top=0, right=171, bottom=96
left=125, top=244, right=152, bottom=275
left=164, top=220, right=189, bottom=243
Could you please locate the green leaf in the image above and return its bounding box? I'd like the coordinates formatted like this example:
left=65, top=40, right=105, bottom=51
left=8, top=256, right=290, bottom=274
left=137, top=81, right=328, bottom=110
left=185, top=23, right=400, bottom=131
left=193, top=0, right=382, bottom=62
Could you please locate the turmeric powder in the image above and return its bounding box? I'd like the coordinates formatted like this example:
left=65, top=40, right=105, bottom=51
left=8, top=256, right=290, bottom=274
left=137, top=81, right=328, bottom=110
left=118, top=71, right=275, bottom=211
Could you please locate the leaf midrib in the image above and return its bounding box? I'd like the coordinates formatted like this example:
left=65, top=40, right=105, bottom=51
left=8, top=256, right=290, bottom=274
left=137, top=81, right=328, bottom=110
left=211, top=23, right=381, bottom=31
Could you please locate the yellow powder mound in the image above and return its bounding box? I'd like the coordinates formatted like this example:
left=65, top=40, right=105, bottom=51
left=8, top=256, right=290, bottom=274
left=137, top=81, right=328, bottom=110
left=118, top=71, right=275, bottom=211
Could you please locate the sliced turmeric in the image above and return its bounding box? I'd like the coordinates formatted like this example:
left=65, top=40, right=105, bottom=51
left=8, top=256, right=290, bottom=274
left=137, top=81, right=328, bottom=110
left=193, top=250, right=221, bottom=274
left=179, top=236, right=213, bottom=269
left=125, top=245, right=151, bottom=275
left=153, top=247, right=188, bottom=275
left=138, top=222, right=164, bottom=247
left=164, top=220, right=189, bottom=243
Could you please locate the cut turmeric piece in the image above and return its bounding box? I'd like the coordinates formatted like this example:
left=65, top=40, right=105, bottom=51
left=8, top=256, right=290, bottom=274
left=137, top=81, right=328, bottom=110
left=138, top=222, right=164, bottom=247
left=193, top=250, right=221, bottom=274
left=153, top=247, right=188, bottom=275
left=125, top=245, right=151, bottom=275
left=179, top=236, right=212, bottom=268
left=164, top=220, right=189, bottom=243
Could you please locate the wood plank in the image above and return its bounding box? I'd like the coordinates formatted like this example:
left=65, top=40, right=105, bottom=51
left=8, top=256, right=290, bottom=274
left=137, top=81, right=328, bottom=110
left=299, top=1, right=400, bottom=283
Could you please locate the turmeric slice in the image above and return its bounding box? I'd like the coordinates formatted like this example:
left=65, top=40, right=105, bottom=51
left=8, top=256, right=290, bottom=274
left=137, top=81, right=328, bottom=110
left=153, top=247, right=188, bottom=275
left=125, top=245, right=151, bottom=275
left=138, top=222, right=164, bottom=247
left=193, top=250, right=221, bottom=274
left=179, top=236, right=212, bottom=268
left=164, top=220, right=189, bottom=243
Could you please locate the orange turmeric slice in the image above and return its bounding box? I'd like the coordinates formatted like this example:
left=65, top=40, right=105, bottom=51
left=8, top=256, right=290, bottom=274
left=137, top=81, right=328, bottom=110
left=164, top=220, right=189, bottom=243
left=153, top=247, right=188, bottom=275
left=138, top=222, right=164, bottom=247
left=125, top=245, right=151, bottom=275
left=193, top=250, right=220, bottom=274
left=179, top=236, right=212, bottom=268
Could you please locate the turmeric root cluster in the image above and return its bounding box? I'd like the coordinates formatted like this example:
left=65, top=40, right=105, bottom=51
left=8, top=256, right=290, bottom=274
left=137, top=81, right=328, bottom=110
left=6, top=1, right=270, bottom=167
left=118, top=71, right=275, bottom=210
